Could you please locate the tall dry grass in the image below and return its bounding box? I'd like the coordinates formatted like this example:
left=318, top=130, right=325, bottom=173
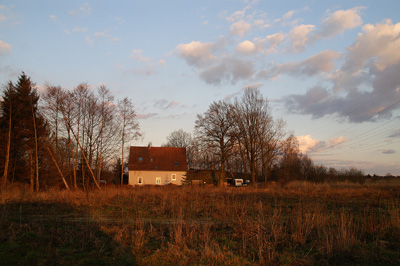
left=1, top=181, right=400, bottom=265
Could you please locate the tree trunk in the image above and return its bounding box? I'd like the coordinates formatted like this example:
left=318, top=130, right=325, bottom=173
left=219, top=161, right=226, bottom=187
left=121, top=123, right=125, bottom=185
left=30, top=151, right=34, bottom=191
left=61, top=109, right=101, bottom=190
left=32, top=103, right=39, bottom=192
left=251, top=158, right=256, bottom=184
left=2, top=100, right=12, bottom=186
left=47, top=147, right=70, bottom=190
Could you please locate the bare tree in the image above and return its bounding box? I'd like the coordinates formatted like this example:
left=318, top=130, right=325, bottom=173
left=279, top=133, right=301, bottom=183
left=73, top=83, right=93, bottom=188
left=195, top=101, right=235, bottom=186
left=96, top=85, right=115, bottom=182
left=260, top=118, right=286, bottom=182
left=117, top=97, right=141, bottom=185
left=231, top=88, right=273, bottom=183
left=163, top=129, right=192, bottom=148
left=31, top=99, right=39, bottom=191
left=162, top=129, right=195, bottom=168
left=42, top=85, right=64, bottom=152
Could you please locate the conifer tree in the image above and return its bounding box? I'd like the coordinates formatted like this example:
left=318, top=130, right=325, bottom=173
left=0, top=73, right=48, bottom=190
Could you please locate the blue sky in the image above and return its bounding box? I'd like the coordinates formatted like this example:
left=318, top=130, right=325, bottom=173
left=1, top=0, right=400, bottom=175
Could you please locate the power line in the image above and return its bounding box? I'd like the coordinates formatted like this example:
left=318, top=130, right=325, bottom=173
left=330, top=116, right=399, bottom=150
left=309, top=85, right=397, bottom=137
left=324, top=98, right=400, bottom=141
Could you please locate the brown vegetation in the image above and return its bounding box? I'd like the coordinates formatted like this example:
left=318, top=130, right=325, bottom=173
left=1, top=181, right=400, bottom=265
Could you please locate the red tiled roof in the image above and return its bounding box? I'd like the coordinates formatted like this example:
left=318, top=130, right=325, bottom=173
left=128, top=146, right=187, bottom=171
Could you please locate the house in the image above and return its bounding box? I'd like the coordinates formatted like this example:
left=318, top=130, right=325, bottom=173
left=128, top=146, right=187, bottom=186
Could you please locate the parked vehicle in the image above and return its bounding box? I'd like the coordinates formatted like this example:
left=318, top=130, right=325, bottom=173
left=234, top=179, right=250, bottom=187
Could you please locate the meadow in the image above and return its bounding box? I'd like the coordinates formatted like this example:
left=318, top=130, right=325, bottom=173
left=1, top=181, right=400, bottom=265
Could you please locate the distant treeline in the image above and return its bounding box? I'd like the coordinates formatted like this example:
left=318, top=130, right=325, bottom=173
left=1, top=73, right=389, bottom=190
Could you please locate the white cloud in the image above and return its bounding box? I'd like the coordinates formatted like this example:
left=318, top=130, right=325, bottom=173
left=94, top=29, right=111, bottom=38
left=129, top=66, right=156, bottom=76
left=320, top=7, right=364, bottom=38
left=236, top=40, right=256, bottom=55
left=157, top=59, right=166, bottom=66
left=110, top=37, right=121, bottom=42
left=282, top=7, right=364, bottom=53
left=49, top=15, right=57, bottom=21
left=227, top=9, right=246, bottom=23
left=225, top=0, right=255, bottom=23
left=136, top=113, right=157, bottom=119
left=244, top=83, right=263, bottom=89
left=257, top=32, right=285, bottom=54
left=131, top=49, right=151, bottom=63
left=283, top=18, right=400, bottom=123
left=344, top=19, right=400, bottom=73
left=297, top=135, right=326, bottom=153
left=199, top=57, right=255, bottom=85
left=230, top=20, right=252, bottom=37
left=258, top=50, right=339, bottom=79
left=175, top=41, right=216, bottom=67
left=154, top=99, right=181, bottom=110
left=299, top=50, right=340, bottom=74
left=69, top=3, right=92, bottom=17
left=73, top=26, right=88, bottom=33
left=297, top=134, right=347, bottom=154
left=253, top=19, right=270, bottom=30
left=327, top=136, right=347, bottom=147
left=224, top=90, right=242, bottom=101
left=0, top=40, right=12, bottom=55
left=274, top=10, right=295, bottom=25
left=288, top=24, right=315, bottom=52
left=274, top=7, right=310, bottom=26
left=282, top=10, right=295, bottom=21
left=0, top=5, right=11, bottom=23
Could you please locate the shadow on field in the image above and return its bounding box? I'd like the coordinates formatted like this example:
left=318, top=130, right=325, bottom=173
left=0, top=202, right=137, bottom=266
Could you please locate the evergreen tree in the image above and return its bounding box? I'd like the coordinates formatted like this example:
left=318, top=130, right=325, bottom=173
left=0, top=73, right=49, bottom=189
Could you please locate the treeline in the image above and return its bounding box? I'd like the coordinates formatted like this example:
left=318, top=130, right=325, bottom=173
left=0, top=73, right=141, bottom=190
left=163, top=89, right=376, bottom=185
left=1, top=73, right=378, bottom=190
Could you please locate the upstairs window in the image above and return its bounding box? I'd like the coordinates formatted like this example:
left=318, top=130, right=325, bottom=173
left=138, top=176, right=143, bottom=184
left=156, top=177, right=161, bottom=185
left=171, top=174, right=176, bottom=181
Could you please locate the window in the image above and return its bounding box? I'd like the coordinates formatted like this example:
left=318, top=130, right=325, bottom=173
left=171, top=174, right=176, bottom=181
left=138, top=157, right=143, bottom=162
left=156, top=177, right=161, bottom=185
left=174, top=162, right=178, bottom=166
left=138, top=177, right=143, bottom=184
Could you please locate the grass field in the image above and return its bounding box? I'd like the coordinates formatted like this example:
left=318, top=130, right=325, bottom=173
left=1, top=181, right=400, bottom=265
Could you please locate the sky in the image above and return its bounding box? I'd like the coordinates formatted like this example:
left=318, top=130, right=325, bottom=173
left=1, top=0, right=400, bottom=175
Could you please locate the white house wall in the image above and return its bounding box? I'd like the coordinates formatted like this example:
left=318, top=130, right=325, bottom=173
left=129, top=170, right=186, bottom=186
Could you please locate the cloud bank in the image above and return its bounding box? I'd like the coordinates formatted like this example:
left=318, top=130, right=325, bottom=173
left=284, top=20, right=400, bottom=123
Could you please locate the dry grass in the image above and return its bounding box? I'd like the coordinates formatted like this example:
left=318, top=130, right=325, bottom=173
left=1, top=181, right=400, bottom=265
